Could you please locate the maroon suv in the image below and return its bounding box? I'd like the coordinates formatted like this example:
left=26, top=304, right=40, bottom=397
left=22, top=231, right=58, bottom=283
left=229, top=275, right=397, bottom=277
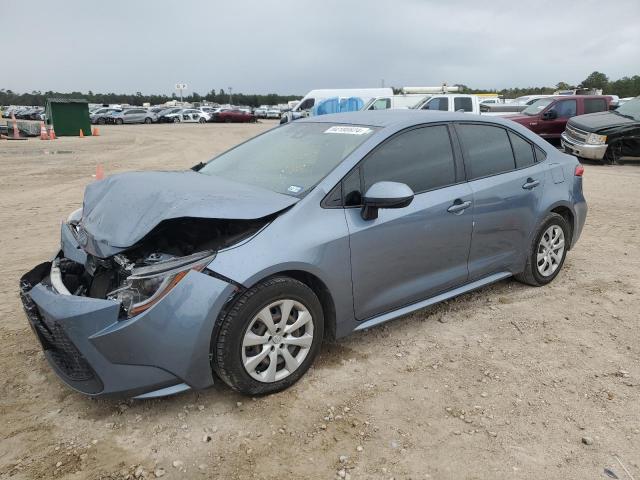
left=506, top=95, right=612, bottom=140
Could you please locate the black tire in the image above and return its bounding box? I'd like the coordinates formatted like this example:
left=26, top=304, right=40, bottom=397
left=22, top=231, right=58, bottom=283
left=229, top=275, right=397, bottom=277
left=213, top=276, right=324, bottom=395
left=144, top=117, right=152, bottom=124
left=199, top=117, right=206, bottom=123
left=224, top=118, right=232, bottom=123
left=115, top=118, right=123, bottom=125
left=173, top=117, right=180, bottom=123
left=515, top=212, right=570, bottom=286
left=98, top=117, right=106, bottom=125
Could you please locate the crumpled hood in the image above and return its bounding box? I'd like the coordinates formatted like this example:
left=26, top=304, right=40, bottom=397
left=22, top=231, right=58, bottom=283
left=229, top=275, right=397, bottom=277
left=80, top=171, right=298, bottom=257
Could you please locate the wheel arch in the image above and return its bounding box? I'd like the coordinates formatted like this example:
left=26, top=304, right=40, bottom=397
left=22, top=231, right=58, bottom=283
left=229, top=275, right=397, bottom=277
left=548, top=203, right=575, bottom=249
left=225, top=267, right=338, bottom=341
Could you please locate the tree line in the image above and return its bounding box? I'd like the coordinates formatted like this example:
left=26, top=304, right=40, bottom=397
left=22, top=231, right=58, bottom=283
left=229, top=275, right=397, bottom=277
left=456, top=71, right=640, bottom=98
left=0, top=89, right=302, bottom=107
left=2, top=72, right=639, bottom=107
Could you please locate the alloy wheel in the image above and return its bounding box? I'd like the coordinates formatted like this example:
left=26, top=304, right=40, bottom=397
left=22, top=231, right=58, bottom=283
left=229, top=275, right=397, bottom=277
left=537, top=225, right=565, bottom=277
left=241, top=299, right=314, bottom=383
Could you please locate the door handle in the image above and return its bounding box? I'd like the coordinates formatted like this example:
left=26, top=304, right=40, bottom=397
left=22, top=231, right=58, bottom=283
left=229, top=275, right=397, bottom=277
left=522, top=178, right=540, bottom=190
left=447, top=200, right=472, bottom=214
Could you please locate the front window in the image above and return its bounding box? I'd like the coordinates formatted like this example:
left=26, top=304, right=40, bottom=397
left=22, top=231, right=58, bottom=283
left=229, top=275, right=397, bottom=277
left=522, top=98, right=554, bottom=116
left=615, top=97, right=640, bottom=121
left=198, top=123, right=378, bottom=196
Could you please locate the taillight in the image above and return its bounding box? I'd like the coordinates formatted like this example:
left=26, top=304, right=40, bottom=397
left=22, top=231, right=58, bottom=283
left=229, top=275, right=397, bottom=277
left=575, top=165, right=585, bottom=177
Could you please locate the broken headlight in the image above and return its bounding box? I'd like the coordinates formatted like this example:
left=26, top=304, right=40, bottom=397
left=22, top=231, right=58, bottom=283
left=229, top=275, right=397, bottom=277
left=107, top=250, right=215, bottom=317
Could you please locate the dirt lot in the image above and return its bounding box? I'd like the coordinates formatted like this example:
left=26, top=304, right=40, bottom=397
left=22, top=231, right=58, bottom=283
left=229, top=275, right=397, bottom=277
left=1, top=122, right=639, bottom=480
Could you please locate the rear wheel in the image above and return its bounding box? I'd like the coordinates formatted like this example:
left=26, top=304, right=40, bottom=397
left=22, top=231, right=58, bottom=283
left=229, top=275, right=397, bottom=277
left=98, top=117, right=106, bottom=125
left=213, top=277, right=324, bottom=395
left=516, top=213, right=569, bottom=286
left=144, top=117, right=152, bottom=124
left=173, top=117, right=180, bottom=123
left=199, top=117, right=206, bottom=123
left=115, top=118, right=123, bottom=125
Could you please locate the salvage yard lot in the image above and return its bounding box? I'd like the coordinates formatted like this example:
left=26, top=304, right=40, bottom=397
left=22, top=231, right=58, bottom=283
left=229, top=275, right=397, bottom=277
left=1, top=122, right=639, bottom=479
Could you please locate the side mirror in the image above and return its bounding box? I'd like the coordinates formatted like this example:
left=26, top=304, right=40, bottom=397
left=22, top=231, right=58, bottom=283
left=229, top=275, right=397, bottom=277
left=361, top=181, right=414, bottom=221
left=542, top=109, right=557, bottom=120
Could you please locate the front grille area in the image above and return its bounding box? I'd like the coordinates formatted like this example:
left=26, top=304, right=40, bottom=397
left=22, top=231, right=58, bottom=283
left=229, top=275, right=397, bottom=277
left=20, top=266, right=103, bottom=392
left=565, top=124, right=589, bottom=144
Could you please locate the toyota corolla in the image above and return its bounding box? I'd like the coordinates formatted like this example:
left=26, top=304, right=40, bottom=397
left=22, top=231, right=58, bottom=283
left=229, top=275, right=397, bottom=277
left=19, top=110, right=587, bottom=398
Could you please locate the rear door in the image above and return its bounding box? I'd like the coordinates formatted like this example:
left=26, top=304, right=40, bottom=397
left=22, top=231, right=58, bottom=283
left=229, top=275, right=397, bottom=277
left=455, top=123, right=546, bottom=279
left=345, top=124, right=473, bottom=320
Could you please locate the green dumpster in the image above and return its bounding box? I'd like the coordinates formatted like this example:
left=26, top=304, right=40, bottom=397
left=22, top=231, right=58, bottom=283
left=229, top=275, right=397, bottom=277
left=46, top=98, right=92, bottom=136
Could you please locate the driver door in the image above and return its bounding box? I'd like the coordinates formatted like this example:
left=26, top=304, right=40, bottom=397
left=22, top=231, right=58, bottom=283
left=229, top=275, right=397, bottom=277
left=539, top=99, right=577, bottom=139
left=344, top=124, right=473, bottom=320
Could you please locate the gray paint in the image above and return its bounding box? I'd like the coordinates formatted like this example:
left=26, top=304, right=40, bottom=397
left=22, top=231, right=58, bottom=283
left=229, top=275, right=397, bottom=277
left=21, top=110, right=587, bottom=397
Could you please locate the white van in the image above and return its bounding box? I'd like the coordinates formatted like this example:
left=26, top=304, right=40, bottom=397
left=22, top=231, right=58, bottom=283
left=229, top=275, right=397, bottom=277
left=412, top=94, right=481, bottom=114
left=361, top=94, right=428, bottom=111
left=280, top=88, right=393, bottom=123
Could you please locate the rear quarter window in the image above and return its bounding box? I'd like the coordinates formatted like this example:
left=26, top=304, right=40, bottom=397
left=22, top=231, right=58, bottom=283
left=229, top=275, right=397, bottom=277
left=584, top=98, right=607, bottom=114
left=508, top=131, right=536, bottom=169
left=456, top=124, right=516, bottom=180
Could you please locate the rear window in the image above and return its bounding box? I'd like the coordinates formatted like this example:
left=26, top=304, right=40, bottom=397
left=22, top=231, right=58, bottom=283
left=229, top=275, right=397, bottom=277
left=457, top=124, right=515, bottom=180
left=454, top=97, right=473, bottom=112
left=584, top=98, right=606, bottom=114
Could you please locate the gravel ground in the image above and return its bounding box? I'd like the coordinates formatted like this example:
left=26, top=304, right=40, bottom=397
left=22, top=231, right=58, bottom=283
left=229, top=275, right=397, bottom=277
left=0, top=122, right=638, bottom=480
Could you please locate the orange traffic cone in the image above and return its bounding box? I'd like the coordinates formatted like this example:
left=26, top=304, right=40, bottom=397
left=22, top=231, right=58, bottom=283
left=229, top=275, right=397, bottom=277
left=40, top=122, right=49, bottom=140
left=92, top=126, right=100, bottom=136
left=95, top=164, right=105, bottom=180
left=79, top=129, right=85, bottom=138
left=49, top=126, right=56, bottom=140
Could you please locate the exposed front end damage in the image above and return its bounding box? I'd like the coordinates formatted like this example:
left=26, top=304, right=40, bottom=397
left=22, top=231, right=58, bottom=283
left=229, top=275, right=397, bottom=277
left=18, top=213, right=276, bottom=398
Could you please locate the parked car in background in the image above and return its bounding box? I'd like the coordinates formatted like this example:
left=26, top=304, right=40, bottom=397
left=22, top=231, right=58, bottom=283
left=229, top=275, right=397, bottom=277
left=413, top=94, right=481, bottom=114
left=361, top=94, right=428, bottom=111
left=162, top=109, right=210, bottom=123
left=19, top=110, right=586, bottom=398
left=111, top=108, right=156, bottom=125
left=254, top=106, right=269, bottom=118
left=90, top=108, right=122, bottom=125
left=266, top=108, right=281, bottom=119
left=156, top=108, right=183, bottom=123
left=561, top=96, right=640, bottom=164
left=506, top=95, right=612, bottom=141
left=212, top=109, right=256, bottom=123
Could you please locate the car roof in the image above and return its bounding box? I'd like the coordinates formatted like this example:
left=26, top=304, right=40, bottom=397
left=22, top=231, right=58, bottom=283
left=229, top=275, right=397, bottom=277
left=297, top=110, right=512, bottom=128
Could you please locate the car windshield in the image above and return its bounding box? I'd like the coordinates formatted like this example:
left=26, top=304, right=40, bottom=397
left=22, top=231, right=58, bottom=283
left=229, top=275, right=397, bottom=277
left=614, top=97, right=640, bottom=121
left=199, top=122, right=378, bottom=196
left=521, top=98, right=554, bottom=116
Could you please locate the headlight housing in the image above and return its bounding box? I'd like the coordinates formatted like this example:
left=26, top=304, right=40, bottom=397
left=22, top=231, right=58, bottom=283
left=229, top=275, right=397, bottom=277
left=67, top=207, right=83, bottom=224
left=108, top=250, right=215, bottom=317
left=586, top=133, right=607, bottom=145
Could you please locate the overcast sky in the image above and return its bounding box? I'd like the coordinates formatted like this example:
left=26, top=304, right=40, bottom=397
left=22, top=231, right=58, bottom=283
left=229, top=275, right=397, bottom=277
left=4, top=0, right=640, bottom=95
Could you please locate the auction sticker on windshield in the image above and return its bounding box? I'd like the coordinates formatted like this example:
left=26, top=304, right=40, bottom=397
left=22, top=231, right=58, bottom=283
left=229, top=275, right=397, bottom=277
left=324, top=126, right=372, bottom=135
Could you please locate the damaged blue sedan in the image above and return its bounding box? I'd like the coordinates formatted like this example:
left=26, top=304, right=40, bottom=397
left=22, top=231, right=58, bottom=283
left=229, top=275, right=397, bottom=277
left=20, top=110, right=587, bottom=398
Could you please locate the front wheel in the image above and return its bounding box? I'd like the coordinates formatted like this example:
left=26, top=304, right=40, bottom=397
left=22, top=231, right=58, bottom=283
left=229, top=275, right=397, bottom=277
left=199, top=117, right=206, bottom=123
left=213, top=277, right=324, bottom=395
left=144, top=117, right=152, bottom=124
left=115, top=118, right=123, bottom=125
left=516, top=213, right=570, bottom=286
left=173, top=117, right=180, bottom=123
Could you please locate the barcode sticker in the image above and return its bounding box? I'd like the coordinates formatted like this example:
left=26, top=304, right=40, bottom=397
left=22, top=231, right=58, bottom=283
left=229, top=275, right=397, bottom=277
left=324, top=126, right=372, bottom=135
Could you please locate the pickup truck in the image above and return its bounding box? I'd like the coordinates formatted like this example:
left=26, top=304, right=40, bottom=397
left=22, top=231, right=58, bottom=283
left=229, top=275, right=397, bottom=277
left=505, top=95, right=612, bottom=141
left=413, top=94, right=481, bottom=114
left=561, top=95, right=640, bottom=164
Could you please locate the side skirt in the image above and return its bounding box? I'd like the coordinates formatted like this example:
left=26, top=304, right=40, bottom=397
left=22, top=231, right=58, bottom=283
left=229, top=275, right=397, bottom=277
left=354, top=272, right=512, bottom=332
